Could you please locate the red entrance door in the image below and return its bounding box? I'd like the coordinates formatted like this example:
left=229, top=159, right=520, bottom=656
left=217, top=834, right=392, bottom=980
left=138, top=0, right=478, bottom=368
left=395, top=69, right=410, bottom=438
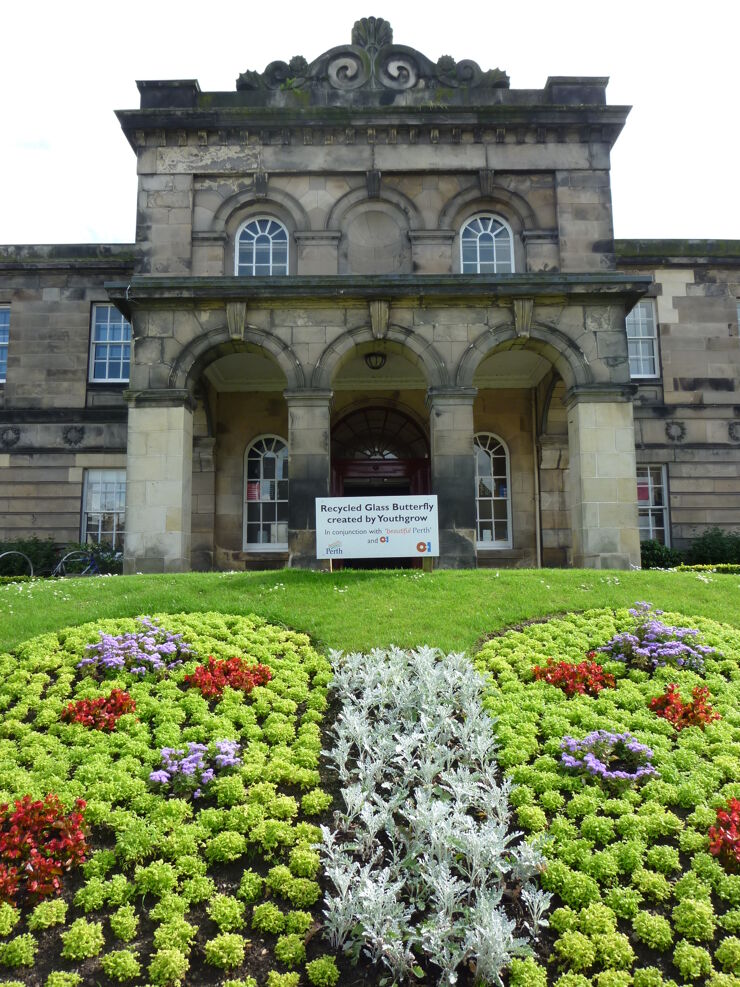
left=329, top=407, right=431, bottom=568
left=331, top=457, right=430, bottom=497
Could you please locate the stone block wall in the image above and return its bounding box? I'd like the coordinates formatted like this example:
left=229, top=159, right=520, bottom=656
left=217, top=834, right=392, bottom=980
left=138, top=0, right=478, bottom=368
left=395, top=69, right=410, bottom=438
left=0, top=248, right=133, bottom=544
left=617, top=243, right=740, bottom=547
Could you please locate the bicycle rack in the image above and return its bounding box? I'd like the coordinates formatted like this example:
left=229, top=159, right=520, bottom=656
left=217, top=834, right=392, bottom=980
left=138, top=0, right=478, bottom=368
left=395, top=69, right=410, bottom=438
left=52, top=551, right=101, bottom=578
left=0, top=551, right=34, bottom=578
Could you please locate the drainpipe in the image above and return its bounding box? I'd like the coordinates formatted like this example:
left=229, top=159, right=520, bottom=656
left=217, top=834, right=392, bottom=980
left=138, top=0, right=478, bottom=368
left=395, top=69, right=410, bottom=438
left=531, top=388, right=542, bottom=568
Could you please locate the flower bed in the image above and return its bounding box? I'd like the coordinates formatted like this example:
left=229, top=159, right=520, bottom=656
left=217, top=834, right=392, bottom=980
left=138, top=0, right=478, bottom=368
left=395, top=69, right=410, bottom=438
left=0, top=612, right=336, bottom=985
left=475, top=605, right=740, bottom=986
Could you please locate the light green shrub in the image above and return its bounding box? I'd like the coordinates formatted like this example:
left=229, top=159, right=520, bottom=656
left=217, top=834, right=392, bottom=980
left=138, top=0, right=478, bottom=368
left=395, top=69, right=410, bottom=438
left=60, top=919, right=104, bottom=960
left=100, top=949, right=141, bottom=982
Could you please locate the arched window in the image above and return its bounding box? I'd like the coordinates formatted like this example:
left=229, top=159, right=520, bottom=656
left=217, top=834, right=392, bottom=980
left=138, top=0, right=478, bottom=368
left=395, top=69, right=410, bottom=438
left=474, top=433, right=512, bottom=548
left=243, top=436, right=289, bottom=550
left=461, top=215, right=514, bottom=274
left=236, top=218, right=289, bottom=276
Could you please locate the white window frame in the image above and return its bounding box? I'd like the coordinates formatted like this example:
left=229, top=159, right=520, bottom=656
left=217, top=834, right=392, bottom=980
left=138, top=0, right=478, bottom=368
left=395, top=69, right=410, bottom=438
left=235, top=217, right=289, bottom=276
left=243, top=435, right=289, bottom=551
left=82, top=469, right=126, bottom=549
left=460, top=214, right=515, bottom=274
left=89, top=304, right=132, bottom=383
left=0, top=306, right=9, bottom=383
left=474, top=433, right=513, bottom=549
left=626, top=299, right=659, bottom=379
left=637, top=464, right=670, bottom=546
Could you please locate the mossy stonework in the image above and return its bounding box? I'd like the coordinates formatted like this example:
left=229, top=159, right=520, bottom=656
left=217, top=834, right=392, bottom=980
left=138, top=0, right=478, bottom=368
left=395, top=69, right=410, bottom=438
left=1, top=16, right=738, bottom=571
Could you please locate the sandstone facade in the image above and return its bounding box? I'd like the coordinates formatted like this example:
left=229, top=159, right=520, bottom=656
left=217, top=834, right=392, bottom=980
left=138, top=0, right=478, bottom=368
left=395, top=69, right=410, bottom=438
left=1, top=19, right=738, bottom=570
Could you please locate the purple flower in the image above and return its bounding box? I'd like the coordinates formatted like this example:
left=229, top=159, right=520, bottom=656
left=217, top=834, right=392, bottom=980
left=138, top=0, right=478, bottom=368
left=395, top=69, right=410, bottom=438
left=148, top=738, right=240, bottom=799
left=79, top=617, right=193, bottom=680
left=598, top=603, right=719, bottom=675
left=560, top=730, right=657, bottom=788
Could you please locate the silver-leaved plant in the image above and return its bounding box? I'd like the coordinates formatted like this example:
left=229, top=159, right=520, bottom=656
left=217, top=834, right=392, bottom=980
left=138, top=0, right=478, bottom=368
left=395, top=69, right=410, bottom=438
left=319, top=645, right=552, bottom=985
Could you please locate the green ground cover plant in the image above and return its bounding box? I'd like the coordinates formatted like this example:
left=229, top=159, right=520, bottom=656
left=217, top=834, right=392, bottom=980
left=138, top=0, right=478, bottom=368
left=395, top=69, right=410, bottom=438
left=0, top=612, right=332, bottom=984
left=475, top=604, right=740, bottom=985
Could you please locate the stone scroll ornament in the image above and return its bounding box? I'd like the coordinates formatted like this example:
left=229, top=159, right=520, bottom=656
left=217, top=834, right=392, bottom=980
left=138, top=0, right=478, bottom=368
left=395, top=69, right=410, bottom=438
left=236, top=17, right=509, bottom=93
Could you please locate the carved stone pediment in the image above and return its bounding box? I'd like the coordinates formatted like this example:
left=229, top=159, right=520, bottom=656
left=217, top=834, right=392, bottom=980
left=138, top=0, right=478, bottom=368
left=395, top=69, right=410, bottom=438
left=236, top=17, right=509, bottom=97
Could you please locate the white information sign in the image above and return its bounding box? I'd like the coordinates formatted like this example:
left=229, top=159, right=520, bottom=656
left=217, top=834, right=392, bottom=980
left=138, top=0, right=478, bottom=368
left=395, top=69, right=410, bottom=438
left=315, top=496, right=439, bottom=560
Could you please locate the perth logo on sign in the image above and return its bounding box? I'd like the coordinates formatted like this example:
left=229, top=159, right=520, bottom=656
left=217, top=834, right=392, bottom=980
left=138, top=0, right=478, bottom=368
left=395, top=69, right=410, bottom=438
left=326, top=540, right=343, bottom=556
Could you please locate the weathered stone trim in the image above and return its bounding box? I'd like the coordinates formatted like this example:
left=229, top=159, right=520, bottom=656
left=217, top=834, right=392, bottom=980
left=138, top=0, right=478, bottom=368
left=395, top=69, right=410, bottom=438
left=564, top=383, right=637, bottom=407
left=123, top=388, right=197, bottom=410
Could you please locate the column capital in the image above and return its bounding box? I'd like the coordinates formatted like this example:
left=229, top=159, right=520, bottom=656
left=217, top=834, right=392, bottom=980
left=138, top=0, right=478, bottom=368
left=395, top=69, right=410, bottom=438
left=293, top=231, right=341, bottom=244
left=426, top=386, right=477, bottom=410
left=564, top=383, right=637, bottom=409
left=123, top=388, right=197, bottom=410
left=408, top=229, right=456, bottom=244
left=283, top=388, right=333, bottom=407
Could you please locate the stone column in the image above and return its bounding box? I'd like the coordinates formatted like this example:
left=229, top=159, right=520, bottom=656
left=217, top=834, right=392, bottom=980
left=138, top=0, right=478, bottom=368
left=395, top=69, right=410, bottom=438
left=427, top=387, right=477, bottom=569
left=566, top=386, right=640, bottom=569
left=285, top=389, right=333, bottom=569
left=123, top=389, right=194, bottom=574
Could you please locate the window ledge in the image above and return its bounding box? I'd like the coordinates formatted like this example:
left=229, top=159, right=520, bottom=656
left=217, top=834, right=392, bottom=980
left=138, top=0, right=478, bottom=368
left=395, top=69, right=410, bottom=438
left=237, top=549, right=289, bottom=559
left=476, top=547, right=524, bottom=558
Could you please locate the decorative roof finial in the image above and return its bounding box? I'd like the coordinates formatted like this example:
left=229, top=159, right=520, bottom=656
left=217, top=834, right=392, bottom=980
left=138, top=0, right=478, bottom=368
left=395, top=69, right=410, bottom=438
left=351, top=16, right=393, bottom=52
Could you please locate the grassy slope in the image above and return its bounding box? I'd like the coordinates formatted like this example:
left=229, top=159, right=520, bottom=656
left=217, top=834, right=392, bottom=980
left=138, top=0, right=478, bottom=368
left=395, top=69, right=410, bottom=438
left=1, top=568, right=739, bottom=653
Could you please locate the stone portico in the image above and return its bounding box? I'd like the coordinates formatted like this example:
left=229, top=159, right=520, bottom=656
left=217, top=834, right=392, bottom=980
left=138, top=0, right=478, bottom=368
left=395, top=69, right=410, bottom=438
left=113, top=274, right=645, bottom=572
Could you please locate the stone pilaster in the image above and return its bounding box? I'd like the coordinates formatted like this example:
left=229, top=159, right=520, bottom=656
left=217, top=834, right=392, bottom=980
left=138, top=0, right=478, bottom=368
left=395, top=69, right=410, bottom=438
left=284, top=389, right=333, bottom=568
left=123, top=389, right=194, bottom=574
left=408, top=230, right=455, bottom=274
left=426, top=387, right=477, bottom=568
left=566, top=385, right=640, bottom=569
left=294, top=232, right=341, bottom=275
left=191, top=436, right=216, bottom=571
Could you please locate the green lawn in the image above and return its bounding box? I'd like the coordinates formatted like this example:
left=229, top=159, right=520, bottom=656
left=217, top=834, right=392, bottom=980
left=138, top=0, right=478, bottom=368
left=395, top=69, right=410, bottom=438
left=1, top=568, right=739, bottom=655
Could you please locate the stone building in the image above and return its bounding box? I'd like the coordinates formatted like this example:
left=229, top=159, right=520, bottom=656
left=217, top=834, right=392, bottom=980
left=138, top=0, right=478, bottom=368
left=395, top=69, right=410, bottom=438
left=1, top=18, right=738, bottom=572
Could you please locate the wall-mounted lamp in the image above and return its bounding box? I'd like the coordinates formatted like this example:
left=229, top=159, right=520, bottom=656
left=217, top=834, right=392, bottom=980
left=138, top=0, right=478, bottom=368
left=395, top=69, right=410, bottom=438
left=364, top=351, right=387, bottom=371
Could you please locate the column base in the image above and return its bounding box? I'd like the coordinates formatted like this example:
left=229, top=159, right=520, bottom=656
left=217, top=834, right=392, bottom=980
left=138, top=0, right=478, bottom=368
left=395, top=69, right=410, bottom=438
left=436, top=528, right=477, bottom=569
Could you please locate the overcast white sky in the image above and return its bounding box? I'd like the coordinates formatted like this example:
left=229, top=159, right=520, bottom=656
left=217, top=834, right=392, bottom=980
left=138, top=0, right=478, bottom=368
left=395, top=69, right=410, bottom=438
left=2, top=0, right=738, bottom=245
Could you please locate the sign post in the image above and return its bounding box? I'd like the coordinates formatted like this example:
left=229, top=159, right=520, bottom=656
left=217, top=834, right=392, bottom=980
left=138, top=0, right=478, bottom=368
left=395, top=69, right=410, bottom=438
left=315, top=495, right=439, bottom=561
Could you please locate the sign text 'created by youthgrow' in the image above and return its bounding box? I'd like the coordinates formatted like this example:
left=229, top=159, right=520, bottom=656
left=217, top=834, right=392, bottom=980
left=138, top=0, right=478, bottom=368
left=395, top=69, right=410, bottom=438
left=315, top=495, right=439, bottom=559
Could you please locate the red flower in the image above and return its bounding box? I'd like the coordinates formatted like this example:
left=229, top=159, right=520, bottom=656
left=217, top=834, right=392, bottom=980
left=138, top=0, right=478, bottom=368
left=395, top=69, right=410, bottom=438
left=649, top=684, right=720, bottom=731
left=184, top=657, right=272, bottom=699
left=61, top=689, right=136, bottom=731
left=0, top=794, right=88, bottom=904
left=532, top=658, right=615, bottom=698
left=708, top=797, right=740, bottom=873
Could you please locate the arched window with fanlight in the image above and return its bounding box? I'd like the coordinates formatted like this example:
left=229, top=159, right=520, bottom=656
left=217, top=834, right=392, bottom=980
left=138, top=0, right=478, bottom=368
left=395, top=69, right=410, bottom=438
left=243, top=436, right=289, bottom=550
left=236, top=218, right=289, bottom=276
left=474, top=433, right=512, bottom=548
left=460, top=214, right=514, bottom=274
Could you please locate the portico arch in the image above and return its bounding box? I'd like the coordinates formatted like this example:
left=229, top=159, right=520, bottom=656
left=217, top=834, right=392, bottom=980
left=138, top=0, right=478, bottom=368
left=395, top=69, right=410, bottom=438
left=169, top=325, right=304, bottom=392
left=456, top=321, right=593, bottom=392
left=312, top=324, right=448, bottom=390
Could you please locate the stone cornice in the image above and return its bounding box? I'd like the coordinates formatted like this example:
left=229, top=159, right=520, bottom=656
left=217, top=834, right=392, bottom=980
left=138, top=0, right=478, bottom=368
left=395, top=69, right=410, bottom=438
left=0, top=244, right=137, bottom=272
left=106, top=273, right=652, bottom=317
left=616, top=239, right=740, bottom=267
left=116, top=105, right=630, bottom=153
